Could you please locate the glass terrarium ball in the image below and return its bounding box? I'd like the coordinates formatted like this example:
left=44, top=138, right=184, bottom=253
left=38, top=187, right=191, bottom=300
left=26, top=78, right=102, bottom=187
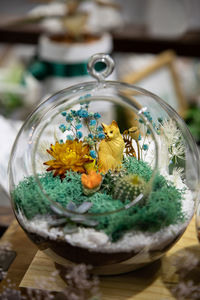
left=9, top=54, right=200, bottom=275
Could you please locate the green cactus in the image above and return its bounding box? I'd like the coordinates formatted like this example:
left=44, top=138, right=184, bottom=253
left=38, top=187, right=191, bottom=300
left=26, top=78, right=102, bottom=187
left=112, top=174, right=146, bottom=203
left=101, top=170, right=125, bottom=194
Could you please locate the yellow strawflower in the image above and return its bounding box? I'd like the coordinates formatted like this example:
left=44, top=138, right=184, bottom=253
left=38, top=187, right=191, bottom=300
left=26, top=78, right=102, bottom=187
left=44, top=140, right=93, bottom=179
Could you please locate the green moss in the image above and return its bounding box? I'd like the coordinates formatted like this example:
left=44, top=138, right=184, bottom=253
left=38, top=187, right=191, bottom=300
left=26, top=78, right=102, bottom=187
left=12, top=175, right=50, bottom=219
left=12, top=171, right=86, bottom=219
left=123, top=157, right=153, bottom=182
left=12, top=158, right=185, bottom=241
left=95, top=183, right=184, bottom=241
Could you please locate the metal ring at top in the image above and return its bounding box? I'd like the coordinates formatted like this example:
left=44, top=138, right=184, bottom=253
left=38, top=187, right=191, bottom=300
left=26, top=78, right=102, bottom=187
left=87, top=53, right=115, bottom=82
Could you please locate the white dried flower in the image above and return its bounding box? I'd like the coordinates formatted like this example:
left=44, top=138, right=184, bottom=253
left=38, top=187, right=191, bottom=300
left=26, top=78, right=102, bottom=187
left=161, top=119, right=185, bottom=164
left=170, top=141, right=185, bottom=161
left=162, top=119, right=182, bottom=145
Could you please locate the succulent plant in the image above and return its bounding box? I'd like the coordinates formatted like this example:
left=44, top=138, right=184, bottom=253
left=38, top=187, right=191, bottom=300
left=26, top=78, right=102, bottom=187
left=49, top=201, right=98, bottom=233
left=112, top=174, right=146, bottom=203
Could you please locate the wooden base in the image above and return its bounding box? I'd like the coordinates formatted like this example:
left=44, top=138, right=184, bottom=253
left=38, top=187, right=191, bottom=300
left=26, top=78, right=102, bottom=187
left=19, top=217, right=200, bottom=299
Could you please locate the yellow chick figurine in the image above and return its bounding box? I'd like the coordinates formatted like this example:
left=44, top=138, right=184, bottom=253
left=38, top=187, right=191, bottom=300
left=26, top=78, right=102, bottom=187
left=98, top=120, right=125, bottom=174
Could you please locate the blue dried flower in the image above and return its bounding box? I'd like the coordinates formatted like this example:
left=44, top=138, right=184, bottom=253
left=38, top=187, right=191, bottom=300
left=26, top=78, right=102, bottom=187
left=90, top=150, right=96, bottom=159
left=98, top=133, right=105, bottom=140
left=143, top=144, right=148, bottom=150
left=81, top=103, right=89, bottom=109
left=67, top=135, right=74, bottom=141
left=59, top=124, right=66, bottom=133
left=75, top=117, right=81, bottom=124
left=77, top=109, right=89, bottom=118
left=139, top=118, right=144, bottom=124
left=66, top=124, right=71, bottom=130
left=144, top=111, right=152, bottom=122
left=75, top=124, right=82, bottom=130
left=94, top=112, right=101, bottom=119
left=138, top=134, right=141, bottom=141
left=89, top=119, right=96, bottom=126
left=80, top=101, right=89, bottom=108
left=71, top=110, right=78, bottom=117
left=88, top=133, right=94, bottom=139
left=147, top=128, right=151, bottom=135
left=76, top=131, right=83, bottom=139
left=61, top=111, right=67, bottom=116
left=157, top=129, right=161, bottom=135
left=66, top=113, right=73, bottom=122
left=97, top=125, right=103, bottom=132
left=60, top=139, right=64, bottom=144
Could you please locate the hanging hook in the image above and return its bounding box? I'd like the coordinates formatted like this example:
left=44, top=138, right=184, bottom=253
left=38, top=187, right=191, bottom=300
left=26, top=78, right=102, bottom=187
left=87, top=53, right=115, bottom=82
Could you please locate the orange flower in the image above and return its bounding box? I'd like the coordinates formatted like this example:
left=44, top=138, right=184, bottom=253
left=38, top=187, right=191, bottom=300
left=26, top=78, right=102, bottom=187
left=81, top=170, right=102, bottom=190
left=44, top=140, right=93, bottom=179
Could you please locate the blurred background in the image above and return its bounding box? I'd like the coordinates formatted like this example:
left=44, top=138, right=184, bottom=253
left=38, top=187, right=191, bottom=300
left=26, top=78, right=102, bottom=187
left=0, top=0, right=200, bottom=231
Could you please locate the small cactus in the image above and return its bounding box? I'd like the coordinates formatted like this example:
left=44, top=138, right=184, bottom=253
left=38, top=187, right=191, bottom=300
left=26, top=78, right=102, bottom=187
left=101, top=169, right=125, bottom=194
left=112, top=174, right=146, bottom=202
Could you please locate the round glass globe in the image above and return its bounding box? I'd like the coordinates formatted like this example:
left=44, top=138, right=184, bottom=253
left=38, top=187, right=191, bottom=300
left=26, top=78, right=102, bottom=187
left=9, top=55, right=200, bottom=275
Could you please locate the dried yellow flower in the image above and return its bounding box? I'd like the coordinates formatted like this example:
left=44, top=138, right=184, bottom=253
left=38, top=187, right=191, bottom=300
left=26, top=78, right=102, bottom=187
left=44, top=140, right=93, bottom=178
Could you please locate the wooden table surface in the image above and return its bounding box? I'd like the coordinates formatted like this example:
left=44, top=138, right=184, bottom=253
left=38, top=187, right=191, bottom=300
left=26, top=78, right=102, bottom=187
left=0, top=220, right=37, bottom=292
left=0, top=217, right=200, bottom=299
